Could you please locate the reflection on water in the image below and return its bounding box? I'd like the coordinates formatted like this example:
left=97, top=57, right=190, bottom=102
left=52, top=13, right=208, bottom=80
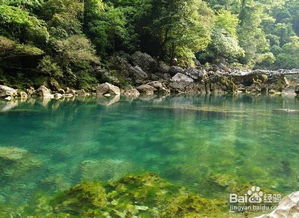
left=0, top=95, right=299, bottom=206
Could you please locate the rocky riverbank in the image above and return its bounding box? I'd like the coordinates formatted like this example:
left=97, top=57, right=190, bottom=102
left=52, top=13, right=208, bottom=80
left=1, top=52, right=299, bottom=101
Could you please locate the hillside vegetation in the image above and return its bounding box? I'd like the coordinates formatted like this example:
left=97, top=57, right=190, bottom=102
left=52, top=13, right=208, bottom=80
left=0, top=0, right=298, bottom=89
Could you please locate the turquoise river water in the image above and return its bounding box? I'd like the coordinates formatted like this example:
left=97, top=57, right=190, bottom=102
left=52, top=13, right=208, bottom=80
left=0, top=95, right=299, bottom=208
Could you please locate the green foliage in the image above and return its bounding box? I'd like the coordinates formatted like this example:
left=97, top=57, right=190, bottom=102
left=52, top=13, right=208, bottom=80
left=277, top=36, right=299, bottom=68
left=200, top=9, right=244, bottom=63
left=84, top=0, right=131, bottom=55
left=0, top=5, right=49, bottom=44
left=0, top=0, right=298, bottom=88
left=215, top=9, right=239, bottom=37
left=0, top=36, right=44, bottom=57
left=139, top=0, right=214, bottom=66
left=41, top=0, right=83, bottom=38
left=38, top=55, right=62, bottom=77
left=0, top=0, right=44, bottom=12
left=54, top=35, right=99, bottom=65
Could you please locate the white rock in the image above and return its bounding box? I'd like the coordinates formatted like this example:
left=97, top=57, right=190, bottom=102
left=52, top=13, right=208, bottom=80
left=96, top=82, right=120, bottom=96
left=36, top=85, right=54, bottom=99
left=0, top=85, right=17, bottom=98
left=257, top=192, right=299, bottom=218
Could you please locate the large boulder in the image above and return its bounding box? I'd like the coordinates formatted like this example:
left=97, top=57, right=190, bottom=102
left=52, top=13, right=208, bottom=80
left=169, top=66, right=184, bottom=76
left=184, top=68, right=204, bottom=80
left=137, top=84, right=157, bottom=95
left=129, top=65, right=148, bottom=83
left=0, top=85, right=17, bottom=99
left=257, top=192, right=299, bottom=218
left=131, top=51, right=157, bottom=72
left=36, top=85, right=53, bottom=98
left=122, top=86, right=140, bottom=98
left=171, top=73, right=194, bottom=83
left=96, top=83, right=120, bottom=96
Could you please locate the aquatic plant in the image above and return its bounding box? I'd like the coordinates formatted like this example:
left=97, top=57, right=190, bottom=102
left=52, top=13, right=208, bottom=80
left=0, top=173, right=228, bottom=217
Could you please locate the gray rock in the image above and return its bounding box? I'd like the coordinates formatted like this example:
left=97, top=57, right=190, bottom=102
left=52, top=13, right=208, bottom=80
left=184, top=68, right=203, bottom=80
left=295, top=85, right=299, bottom=95
left=169, top=81, right=190, bottom=91
left=129, top=65, right=148, bottom=81
left=158, top=61, right=170, bottom=73
left=96, top=82, right=120, bottom=96
left=122, top=86, right=140, bottom=98
left=171, top=73, right=194, bottom=83
left=0, top=85, right=17, bottom=98
left=169, top=66, right=184, bottom=76
left=36, top=85, right=53, bottom=99
left=131, top=51, right=157, bottom=72
left=147, top=81, right=170, bottom=94
left=137, top=84, right=157, bottom=95
left=257, top=192, right=299, bottom=218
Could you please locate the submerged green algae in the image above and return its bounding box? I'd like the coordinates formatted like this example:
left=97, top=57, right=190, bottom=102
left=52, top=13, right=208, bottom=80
left=1, top=174, right=230, bottom=217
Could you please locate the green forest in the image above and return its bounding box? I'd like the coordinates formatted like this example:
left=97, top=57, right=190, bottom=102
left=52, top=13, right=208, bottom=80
left=0, top=0, right=298, bottom=89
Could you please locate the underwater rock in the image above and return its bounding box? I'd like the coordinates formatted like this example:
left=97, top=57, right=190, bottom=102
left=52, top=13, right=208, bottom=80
left=96, top=82, right=120, bottom=96
left=257, top=191, right=299, bottom=218
left=0, top=146, right=40, bottom=178
left=142, top=105, right=244, bottom=115
left=39, top=175, right=71, bottom=192
left=0, top=85, right=17, bottom=99
left=0, top=146, right=28, bottom=161
left=80, top=159, right=133, bottom=181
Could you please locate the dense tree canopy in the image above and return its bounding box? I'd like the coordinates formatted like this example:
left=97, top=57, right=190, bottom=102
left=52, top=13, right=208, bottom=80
left=0, top=0, right=298, bottom=88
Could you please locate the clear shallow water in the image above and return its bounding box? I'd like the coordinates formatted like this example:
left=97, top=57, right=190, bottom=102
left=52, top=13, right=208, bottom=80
left=0, top=95, right=299, bottom=206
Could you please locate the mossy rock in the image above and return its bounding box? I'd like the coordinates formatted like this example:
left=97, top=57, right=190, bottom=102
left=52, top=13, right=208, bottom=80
left=0, top=146, right=41, bottom=179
